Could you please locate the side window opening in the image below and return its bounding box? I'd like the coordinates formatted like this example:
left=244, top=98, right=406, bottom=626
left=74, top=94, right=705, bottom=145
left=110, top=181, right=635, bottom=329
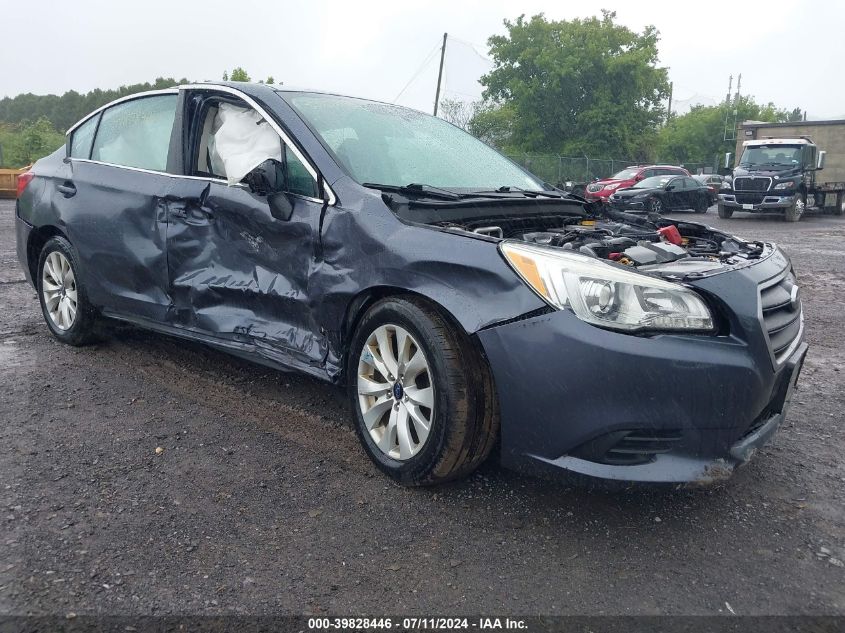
left=69, top=113, right=100, bottom=160
left=194, top=98, right=319, bottom=199
left=91, top=94, right=177, bottom=171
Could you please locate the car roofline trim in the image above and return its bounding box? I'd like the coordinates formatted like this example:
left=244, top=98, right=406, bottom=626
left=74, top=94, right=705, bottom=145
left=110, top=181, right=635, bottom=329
left=65, top=88, right=180, bottom=137
left=179, top=83, right=336, bottom=205
left=65, top=84, right=336, bottom=206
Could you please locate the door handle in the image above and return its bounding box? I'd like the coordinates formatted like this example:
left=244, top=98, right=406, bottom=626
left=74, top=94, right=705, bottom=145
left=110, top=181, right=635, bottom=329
left=57, top=182, right=76, bottom=198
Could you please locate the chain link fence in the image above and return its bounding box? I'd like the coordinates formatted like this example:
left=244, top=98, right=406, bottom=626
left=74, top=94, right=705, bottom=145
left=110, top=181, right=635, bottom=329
left=505, top=154, right=719, bottom=186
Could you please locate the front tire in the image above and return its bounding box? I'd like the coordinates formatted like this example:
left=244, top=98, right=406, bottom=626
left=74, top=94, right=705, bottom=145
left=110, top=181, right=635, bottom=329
left=37, top=236, right=98, bottom=346
left=348, top=296, right=498, bottom=486
left=693, top=194, right=709, bottom=213
left=784, top=192, right=804, bottom=222
left=717, top=203, right=733, bottom=219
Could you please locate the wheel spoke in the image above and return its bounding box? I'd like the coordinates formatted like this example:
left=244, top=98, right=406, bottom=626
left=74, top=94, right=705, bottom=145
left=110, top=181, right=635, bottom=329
left=377, top=406, right=399, bottom=454
left=375, top=327, right=398, bottom=377
left=361, top=395, right=392, bottom=431
left=404, top=385, right=433, bottom=409
left=396, top=406, right=414, bottom=460
left=404, top=349, right=427, bottom=381
left=64, top=268, right=75, bottom=288
left=45, top=291, right=61, bottom=309
left=60, top=300, right=71, bottom=329
left=406, top=403, right=431, bottom=439
left=396, top=328, right=412, bottom=369
left=42, top=278, right=61, bottom=293
left=357, top=375, right=391, bottom=397
left=65, top=288, right=78, bottom=304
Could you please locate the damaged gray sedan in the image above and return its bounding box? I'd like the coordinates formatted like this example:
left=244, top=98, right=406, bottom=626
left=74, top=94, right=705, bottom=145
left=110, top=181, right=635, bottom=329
left=15, top=82, right=807, bottom=485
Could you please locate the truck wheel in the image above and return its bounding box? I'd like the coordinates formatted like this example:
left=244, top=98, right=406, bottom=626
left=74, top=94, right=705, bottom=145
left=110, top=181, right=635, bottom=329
left=348, top=296, right=498, bottom=486
left=717, top=204, right=733, bottom=219
left=784, top=193, right=804, bottom=222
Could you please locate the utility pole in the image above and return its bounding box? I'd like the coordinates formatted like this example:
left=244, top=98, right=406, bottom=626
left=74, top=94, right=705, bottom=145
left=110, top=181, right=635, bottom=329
left=666, top=82, right=673, bottom=122
left=723, top=74, right=737, bottom=142
left=433, top=32, right=448, bottom=116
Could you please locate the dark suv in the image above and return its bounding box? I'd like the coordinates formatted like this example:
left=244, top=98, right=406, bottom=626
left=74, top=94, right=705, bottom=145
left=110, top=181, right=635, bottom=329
left=585, top=165, right=690, bottom=205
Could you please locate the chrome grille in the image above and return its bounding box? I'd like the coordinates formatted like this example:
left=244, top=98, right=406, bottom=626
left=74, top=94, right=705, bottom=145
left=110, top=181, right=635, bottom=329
left=735, top=176, right=772, bottom=192
left=760, top=273, right=802, bottom=363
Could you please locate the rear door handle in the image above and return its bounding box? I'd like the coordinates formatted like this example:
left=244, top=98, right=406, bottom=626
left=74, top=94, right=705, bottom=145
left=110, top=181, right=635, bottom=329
left=57, top=182, right=76, bottom=198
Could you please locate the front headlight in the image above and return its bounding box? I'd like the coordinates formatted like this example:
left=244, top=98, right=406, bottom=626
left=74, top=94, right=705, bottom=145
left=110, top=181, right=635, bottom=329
left=603, top=183, right=621, bottom=191
left=773, top=181, right=796, bottom=190
left=500, top=242, right=714, bottom=332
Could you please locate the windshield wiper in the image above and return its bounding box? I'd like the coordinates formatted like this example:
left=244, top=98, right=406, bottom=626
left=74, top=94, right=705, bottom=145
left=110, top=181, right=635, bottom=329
left=490, top=186, right=564, bottom=198
left=363, top=182, right=463, bottom=201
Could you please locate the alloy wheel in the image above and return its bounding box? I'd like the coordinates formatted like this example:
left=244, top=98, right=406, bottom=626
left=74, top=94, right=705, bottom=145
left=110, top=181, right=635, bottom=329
left=42, top=251, right=77, bottom=331
left=650, top=198, right=662, bottom=213
left=357, top=324, right=435, bottom=460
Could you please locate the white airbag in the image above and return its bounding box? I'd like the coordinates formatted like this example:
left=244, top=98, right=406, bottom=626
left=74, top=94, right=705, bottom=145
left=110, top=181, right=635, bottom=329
left=208, top=103, right=282, bottom=185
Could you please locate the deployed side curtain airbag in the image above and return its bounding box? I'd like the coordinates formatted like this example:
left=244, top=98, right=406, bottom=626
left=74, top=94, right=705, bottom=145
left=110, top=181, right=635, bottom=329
left=208, top=103, right=282, bottom=186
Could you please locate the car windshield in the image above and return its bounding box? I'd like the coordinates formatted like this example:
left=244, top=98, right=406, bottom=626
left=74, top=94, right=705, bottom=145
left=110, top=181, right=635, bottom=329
left=739, top=145, right=803, bottom=167
left=610, top=168, right=640, bottom=180
left=283, top=92, right=543, bottom=191
left=632, top=175, right=672, bottom=189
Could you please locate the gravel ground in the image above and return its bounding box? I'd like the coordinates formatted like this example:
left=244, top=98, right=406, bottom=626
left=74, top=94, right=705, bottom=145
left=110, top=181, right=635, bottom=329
left=1, top=199, right=843, bottom=616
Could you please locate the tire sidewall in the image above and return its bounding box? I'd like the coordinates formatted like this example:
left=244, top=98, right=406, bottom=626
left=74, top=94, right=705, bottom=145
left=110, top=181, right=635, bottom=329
left=347, top=300, right=457, bottom=483
left=37, top=237, right=92, bottom=344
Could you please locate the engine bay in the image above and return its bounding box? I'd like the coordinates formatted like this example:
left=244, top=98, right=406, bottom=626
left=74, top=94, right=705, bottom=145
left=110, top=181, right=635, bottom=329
left=381, top=192, right=770, bottom=279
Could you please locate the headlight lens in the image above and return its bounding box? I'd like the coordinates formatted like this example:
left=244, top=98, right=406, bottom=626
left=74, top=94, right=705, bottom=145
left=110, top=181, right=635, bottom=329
left=773, top=181, right=796, bottom=190
left=603, top=183, right=621, bottom=191
left=500, top=242, right=714, bottom=332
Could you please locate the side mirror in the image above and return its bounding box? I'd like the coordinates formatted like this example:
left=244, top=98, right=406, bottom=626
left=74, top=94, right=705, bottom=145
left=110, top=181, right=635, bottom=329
left=724, top=152, right=732, bottom=169
left=817, top=150, right=826, bottom=170
left=634, top=174, right=643, bottom=181
left=244, top=159, right=294, bottom=221
left=666, top=184, right=676, bottom=191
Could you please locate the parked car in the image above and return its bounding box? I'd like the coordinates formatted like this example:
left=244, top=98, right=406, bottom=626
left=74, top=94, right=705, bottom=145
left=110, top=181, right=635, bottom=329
left=692, top=174, right=724, bottom=205
left=609, top=175, right=711, bottom=213
left=15, top=83, right=806, bottom=485
left=584, top=164, right=690, bottom=206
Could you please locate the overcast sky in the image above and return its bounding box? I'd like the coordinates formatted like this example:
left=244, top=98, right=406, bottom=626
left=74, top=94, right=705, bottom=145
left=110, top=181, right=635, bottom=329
left=4, top=0, right=844, bottom=120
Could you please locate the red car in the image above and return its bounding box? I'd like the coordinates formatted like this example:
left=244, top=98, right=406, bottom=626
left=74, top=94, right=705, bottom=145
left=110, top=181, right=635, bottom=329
left=584, top=165, right=690, bottom=205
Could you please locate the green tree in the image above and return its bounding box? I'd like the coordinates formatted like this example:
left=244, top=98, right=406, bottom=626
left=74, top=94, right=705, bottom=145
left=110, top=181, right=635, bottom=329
left=266, top=76, right=275, bottom=85
left=478, top=11, right=669, bottom=158
left=656, top=96, right=802, bottom=165
left=0, top=117, right=65, bottom=167
left=230, top=67, right=251, bottom=82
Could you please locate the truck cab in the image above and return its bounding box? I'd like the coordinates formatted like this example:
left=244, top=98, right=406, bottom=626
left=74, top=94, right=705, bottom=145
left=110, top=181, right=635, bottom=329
left=719, top=137, right=825, bottom=222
